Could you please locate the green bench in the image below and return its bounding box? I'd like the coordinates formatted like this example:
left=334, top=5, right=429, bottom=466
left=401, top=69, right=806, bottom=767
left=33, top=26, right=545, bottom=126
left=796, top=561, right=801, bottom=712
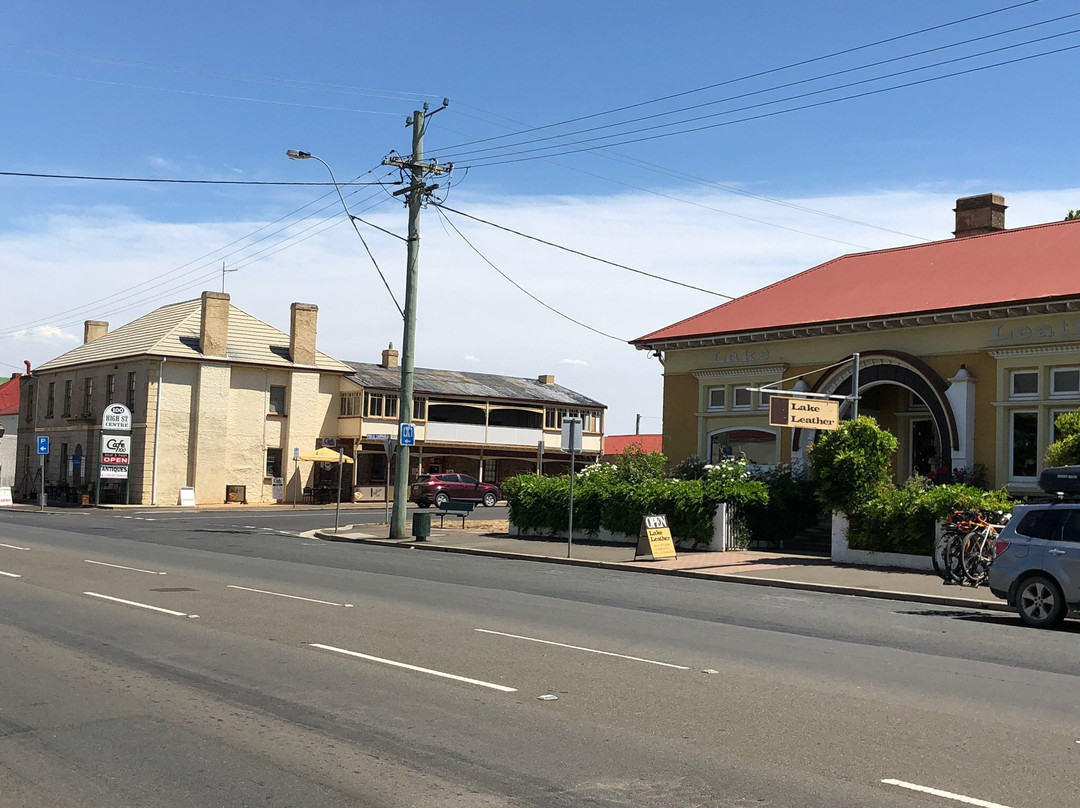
left=437, top=499, right=475, bottom=527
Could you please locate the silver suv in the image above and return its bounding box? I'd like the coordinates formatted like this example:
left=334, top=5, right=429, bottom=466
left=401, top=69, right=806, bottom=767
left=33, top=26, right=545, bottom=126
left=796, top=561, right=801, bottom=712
left=988, top=466, right=1080, bottom=628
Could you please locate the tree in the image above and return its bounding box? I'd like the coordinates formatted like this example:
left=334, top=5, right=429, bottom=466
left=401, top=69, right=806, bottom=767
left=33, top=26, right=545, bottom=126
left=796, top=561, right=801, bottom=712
left=1066, top=210, right=1080, bottom=220
left=807, top=416, right=898, bottom=514
left=1045, top=409, right=1080, bottom=466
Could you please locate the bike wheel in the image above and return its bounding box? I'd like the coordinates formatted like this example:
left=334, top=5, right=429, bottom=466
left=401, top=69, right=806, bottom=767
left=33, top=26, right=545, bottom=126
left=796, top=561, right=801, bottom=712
left=960, top=528, right=992, bottom=586
left=945, top=532, right=967, bottom=584
left=933, top=528, right=955, bottom=581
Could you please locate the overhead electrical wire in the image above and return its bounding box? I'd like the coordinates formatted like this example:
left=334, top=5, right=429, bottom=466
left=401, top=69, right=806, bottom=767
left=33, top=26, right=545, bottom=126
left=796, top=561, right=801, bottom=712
left=454, top=39, right=1080, bottom=168
left=434, top=206, right=628, bottom=343
left=435, top=203, right=733, bottom=299
left=440, top=15, right=1080, bottom=162
left=437, top=0, right=1046, bottom=153
left=0, top=170, right=399, bottom=339
left=0, top=170, right=395, bottom=186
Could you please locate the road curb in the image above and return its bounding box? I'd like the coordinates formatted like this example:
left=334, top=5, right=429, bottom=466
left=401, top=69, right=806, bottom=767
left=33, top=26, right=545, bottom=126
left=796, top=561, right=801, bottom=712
left=313, top=532, right=1009, bottom=613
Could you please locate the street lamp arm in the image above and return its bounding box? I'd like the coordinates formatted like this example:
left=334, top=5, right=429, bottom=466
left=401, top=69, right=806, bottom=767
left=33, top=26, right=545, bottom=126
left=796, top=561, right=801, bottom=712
left=286, top=150, right=404, bottom=318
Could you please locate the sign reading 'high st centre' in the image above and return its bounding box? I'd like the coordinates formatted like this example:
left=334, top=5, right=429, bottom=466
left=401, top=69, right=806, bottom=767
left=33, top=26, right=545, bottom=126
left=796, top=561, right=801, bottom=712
left=768, top=396, right=840, bottom=431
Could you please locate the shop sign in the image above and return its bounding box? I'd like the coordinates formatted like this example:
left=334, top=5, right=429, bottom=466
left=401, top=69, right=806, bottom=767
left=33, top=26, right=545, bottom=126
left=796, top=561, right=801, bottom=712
left=769, top=396, right=840, bottom=430
left=635, top=514, right=677, bottom=561
left=102, top=404, right=131, bottom=432
left=100, top=465, right=129, bottom=479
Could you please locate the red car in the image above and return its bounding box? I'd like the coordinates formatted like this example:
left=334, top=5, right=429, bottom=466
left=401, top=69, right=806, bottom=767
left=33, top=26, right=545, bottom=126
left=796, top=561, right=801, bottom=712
left=409, top=473, right=501, bottom=508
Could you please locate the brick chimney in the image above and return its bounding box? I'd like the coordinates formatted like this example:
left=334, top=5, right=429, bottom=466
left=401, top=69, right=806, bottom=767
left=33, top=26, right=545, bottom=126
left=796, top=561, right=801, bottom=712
left=953, top=193, right=1007, bottom=238
left=538, top=374, right=555, bottom=385
left=199, top=291, right=230, bottom=358
left=381, top=343, right=399, bottom=369
left=83, top=320, right=108, bottom=345
left=289, top=302, right=318, bottom=365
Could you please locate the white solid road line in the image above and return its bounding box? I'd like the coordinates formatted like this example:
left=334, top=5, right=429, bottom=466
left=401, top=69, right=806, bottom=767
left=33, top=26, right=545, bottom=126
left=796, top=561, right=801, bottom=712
left=309, top=643, right=517, bottom=692
left=881, top=779, right=1014, bottom=808
left=83, top=592, right=198, bottom=619
left=475, top=628, right=691, bottom=670
left=0, top=542, right=31, bottom=550
left=85, top=559, right=167, bottom=575
left=0, top=570, right=22, bottom=578
left=226, top=584, right=353, bottom=607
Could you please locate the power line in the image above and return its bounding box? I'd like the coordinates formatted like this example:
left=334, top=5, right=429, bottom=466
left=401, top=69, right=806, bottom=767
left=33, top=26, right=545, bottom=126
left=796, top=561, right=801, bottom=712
left=434, top=206, right=627, bottom=343
left=457, top=39, right=1080, bottom=168
left=436, top=0, right=1046, bottom=154
left=440, top=15, right=1080, bottom=162
left=0, top=170, right=395, bottom=186
left=434, top=203, right=733, bottom=299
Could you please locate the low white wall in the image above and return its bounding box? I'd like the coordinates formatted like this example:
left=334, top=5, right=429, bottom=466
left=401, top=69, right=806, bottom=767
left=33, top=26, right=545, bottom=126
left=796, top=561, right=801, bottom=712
left=830, top=512, right=934, bottom=571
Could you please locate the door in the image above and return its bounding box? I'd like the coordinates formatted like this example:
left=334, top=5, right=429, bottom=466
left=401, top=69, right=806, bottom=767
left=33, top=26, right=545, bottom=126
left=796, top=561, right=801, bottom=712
left=455, top=474, right=483, bottom=501
left=911, top=419, right=938, bottom=477
left=1042, top=508, right=1080, bottom=604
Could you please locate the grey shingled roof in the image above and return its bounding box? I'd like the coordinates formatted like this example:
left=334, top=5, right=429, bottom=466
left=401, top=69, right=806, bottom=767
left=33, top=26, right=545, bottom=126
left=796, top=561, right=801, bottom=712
left=345, top=362, right=605, bottom=408
left=36, top=299, right=351, bottom=373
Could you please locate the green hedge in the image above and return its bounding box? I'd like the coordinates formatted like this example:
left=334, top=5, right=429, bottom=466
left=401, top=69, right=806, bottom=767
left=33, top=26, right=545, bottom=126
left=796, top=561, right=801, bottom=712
left=503, top=459, right=767, bottom=545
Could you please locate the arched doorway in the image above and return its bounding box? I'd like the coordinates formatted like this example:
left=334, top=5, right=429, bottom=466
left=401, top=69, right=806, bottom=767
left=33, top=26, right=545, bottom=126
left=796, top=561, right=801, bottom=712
left=794, top=351, right=958, bottom=479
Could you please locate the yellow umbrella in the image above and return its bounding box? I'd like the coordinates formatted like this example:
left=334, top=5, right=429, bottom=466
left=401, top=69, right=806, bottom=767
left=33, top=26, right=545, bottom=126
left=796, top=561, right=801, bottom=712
left=297, top=446, right=354, bottom=463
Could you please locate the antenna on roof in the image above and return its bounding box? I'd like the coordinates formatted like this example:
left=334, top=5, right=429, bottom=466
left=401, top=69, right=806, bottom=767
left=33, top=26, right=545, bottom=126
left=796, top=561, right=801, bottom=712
left=221, top=261, right=238, bottom=293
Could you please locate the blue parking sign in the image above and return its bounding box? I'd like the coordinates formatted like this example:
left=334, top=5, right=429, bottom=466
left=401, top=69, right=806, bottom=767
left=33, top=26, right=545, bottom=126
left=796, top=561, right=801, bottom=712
left=37, top=436, right=50, bottom=455
left=399, top=423, right=415, bottom=446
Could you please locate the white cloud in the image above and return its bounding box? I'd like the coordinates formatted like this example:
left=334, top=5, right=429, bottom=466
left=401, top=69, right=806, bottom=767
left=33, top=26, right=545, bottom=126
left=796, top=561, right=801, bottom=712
left=11, top=326, right=78, bottom=344
left=3, top=184, right=1078, bottom=435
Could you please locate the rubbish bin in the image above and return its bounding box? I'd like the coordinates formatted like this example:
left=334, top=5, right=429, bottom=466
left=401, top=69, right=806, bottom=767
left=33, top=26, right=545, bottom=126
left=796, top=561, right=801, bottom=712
left=412, top=511, right=431, bottom=540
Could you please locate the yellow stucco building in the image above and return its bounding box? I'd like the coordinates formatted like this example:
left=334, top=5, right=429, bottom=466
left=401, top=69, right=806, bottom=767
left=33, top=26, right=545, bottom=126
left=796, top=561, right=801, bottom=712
left=634, top=195, right=1080, bottom=494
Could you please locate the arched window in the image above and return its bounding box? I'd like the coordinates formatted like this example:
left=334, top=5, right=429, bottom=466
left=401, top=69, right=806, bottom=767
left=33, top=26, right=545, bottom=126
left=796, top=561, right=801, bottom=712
left=709, top=428, right=777, bottom=467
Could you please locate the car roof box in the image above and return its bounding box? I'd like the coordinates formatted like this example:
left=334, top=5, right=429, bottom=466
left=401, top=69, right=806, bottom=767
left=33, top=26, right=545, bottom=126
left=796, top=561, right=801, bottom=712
left=1038, top=465, right=1080, bottom=495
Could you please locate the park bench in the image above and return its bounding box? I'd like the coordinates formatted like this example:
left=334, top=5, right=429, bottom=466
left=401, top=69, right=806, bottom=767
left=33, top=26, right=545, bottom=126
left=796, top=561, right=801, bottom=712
left=436, top=499, right=475, bottom=527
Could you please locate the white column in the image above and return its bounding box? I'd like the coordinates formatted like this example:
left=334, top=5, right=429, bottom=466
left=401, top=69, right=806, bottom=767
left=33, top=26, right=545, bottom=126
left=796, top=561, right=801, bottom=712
left=945, top=365, right=977, bottom=472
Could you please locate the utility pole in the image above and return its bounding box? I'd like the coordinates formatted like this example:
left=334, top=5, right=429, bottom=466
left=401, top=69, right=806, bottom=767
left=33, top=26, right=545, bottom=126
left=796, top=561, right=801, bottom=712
left=383, top=100, right=451, bottom=539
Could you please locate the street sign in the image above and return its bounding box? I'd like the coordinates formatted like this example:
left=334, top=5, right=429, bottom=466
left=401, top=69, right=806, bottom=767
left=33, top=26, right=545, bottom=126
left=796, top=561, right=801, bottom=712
left=383, top=438, right=397, bottom=459
left=101, top=403, right=131, bottom=432
left=37, top=436, right=50, bottom=455
left=293, top=447, right=300, bottom=461
left=560, top=417, right=583, bottom=452
left=400, top=423, right=415, bottom=446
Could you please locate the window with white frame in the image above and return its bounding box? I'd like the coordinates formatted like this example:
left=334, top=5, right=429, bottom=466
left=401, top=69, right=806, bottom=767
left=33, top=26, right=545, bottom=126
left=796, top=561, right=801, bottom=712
left=364, top=391, right=399, bottom=419
left=340, top=392, right=362, bottom=417
left=1050, top=409, right=1071, bottom=444
left=1050, top=367, right=1080, bottom=397
left=758, top=386, right=771, bottom=410
left=707, top=387, right=725, bottom=410
left=1010, top=370, right=1038, bottom=398
left=1010, top=410, right=1039, bottom=479
left=733, top=386, right=752, bottom=409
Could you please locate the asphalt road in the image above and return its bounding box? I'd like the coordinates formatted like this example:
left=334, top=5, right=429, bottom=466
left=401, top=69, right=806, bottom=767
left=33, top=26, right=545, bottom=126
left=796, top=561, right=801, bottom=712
left=1, top=507, right=1077, bottom=807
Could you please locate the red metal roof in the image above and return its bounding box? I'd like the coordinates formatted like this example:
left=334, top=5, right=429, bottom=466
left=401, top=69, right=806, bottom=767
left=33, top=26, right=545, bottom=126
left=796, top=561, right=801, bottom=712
left=0, top=375, right=20, bottom=416
left=635, top=219, right=1080, bottom=344
left=602, top=434, right=663, bottom=456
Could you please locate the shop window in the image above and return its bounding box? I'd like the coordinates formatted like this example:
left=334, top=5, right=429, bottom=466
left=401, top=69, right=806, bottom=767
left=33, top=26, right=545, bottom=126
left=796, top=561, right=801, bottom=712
left=1050, top=368, right=1079, bottom=397
left=1010, top=370, right=1038, bottom=398
left=269, top=385, right=287, bottom=415
left=1010, top=411, right=1038, bottom=479
left=707, top=388, right=725, bottom=410
left=265, top=448, right=283, bottom=478
left=709, top=428, right=777, bottom=466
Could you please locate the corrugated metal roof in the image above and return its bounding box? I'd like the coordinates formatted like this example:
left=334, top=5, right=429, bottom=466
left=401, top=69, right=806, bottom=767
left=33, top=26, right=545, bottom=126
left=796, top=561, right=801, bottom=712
left=0, top=376, right=20, bottom=416
left=35, top=299, right=351, bottom=373
left=634, top=218, right=1080, bottom=345
left=345, top=362, right=605, bottom=408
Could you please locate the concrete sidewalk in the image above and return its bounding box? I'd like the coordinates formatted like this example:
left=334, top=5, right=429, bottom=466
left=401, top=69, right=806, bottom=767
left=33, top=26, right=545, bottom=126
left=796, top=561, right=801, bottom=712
left=314, top=523, right=1008, bottom=613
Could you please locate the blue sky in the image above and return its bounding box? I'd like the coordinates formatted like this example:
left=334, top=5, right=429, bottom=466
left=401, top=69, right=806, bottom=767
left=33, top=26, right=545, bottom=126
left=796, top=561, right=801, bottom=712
left=3, top=1, right=1080, bottom=436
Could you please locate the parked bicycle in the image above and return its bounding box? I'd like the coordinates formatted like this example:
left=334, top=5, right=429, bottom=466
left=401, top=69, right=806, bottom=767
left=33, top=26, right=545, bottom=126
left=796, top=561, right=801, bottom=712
left=933, top=509, right=1010, bottom=586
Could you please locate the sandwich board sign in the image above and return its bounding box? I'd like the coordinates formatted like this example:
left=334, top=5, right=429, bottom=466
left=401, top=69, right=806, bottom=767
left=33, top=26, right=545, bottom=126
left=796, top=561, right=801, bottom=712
left=635, top=514, right=677, bottom=561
